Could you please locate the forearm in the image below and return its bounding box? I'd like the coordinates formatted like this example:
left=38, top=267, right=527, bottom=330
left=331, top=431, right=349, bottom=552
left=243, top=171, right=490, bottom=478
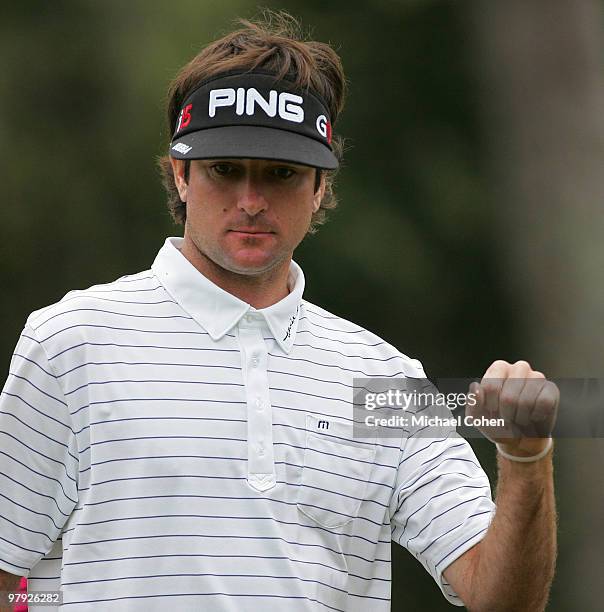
left=0, top=569, right=23, bottom=612
left=466, top=450, right=556, bottom=611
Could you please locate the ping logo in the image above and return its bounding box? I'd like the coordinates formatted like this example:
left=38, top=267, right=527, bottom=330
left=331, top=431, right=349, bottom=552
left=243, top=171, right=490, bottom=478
left=316, top=114, right=332, bottom=143
left=317, top=420, right=329, bottom=430
left=172, top=143, right=192, bottom=154
left=209, top=87, right=304, bottom=123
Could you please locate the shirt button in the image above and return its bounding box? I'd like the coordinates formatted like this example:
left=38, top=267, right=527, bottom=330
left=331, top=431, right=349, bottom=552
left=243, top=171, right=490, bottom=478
left=255, top=397, right=263, bottom=411
left=257, top=442, right=265, bottom=456
left=251, top=355, right=259, bottom=367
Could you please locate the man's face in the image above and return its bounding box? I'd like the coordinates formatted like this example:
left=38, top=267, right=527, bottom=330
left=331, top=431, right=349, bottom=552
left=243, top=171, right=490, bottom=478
left=171, top=158, right=325, bottom=278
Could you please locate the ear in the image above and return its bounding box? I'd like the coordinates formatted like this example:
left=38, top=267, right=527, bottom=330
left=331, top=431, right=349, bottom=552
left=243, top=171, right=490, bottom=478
left=170, top=157, right=188, bottom=202
left=312, top=172, right=326, bottom=213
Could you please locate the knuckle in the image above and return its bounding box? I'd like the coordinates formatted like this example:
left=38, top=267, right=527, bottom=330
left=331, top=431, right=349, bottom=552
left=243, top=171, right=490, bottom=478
left=537, top=395, right=556, bottom=411
left=492, top=359, right=509, bottom=368
left=542, top=381, right=560, bottom=399
left=514, top=360, right=531, bottom=370
left=500, top=392, right=516, bottom=407
left=482, top=381, right=499, bottom=395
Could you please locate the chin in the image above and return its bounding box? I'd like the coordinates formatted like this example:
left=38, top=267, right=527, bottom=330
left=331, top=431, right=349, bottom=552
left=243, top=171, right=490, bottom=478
left=228, top=261, right=279, bottom=275
left=225, top=253, right=286, bottom=275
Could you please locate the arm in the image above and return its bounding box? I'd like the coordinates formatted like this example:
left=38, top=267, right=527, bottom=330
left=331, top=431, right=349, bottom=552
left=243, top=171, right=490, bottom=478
left=0, top=325, right=78, bottom=608
left=444, top=445, right=555, bottom=611
left=0, top=569, right=23, bottom=612
left=444, top=360, right=558, bottom=611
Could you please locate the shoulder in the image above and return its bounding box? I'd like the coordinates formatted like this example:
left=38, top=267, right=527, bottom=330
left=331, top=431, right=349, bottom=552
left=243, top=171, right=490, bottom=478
left=299, top=299, right=426, bottom=378
left=25, top=269, right=162, bottom=339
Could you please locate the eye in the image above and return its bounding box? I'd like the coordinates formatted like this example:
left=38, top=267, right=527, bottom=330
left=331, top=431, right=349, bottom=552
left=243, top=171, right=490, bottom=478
left=271, top=166, right=296, bottom=180
left=210, top=163, right=236, bottom=176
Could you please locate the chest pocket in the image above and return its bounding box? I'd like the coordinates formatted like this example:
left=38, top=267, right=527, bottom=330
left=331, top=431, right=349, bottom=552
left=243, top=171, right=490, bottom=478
left=297, top=413, right=376, bottom=529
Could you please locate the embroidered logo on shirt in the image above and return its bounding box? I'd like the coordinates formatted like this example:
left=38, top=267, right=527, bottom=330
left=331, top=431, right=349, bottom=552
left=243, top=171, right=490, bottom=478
left=283, top=305, right=299, bottom=342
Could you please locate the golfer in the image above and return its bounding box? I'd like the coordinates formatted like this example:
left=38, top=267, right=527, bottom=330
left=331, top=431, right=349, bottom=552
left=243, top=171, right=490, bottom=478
left=0, top=12, right=557, bottom=611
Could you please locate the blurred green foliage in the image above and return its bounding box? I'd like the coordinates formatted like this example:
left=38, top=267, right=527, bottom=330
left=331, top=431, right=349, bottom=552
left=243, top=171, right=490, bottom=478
left=0, top=0, right=518, bottom=377
left=0, top=1, right=559, bottom=609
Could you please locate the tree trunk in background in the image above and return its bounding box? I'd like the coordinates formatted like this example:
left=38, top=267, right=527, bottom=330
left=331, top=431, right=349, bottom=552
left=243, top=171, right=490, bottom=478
left=467, top=1, right=604, bottom=609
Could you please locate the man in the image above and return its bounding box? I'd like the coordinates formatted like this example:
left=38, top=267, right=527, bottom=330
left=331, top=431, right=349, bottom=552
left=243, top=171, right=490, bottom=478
left=0, top=12, right=557, bottom=612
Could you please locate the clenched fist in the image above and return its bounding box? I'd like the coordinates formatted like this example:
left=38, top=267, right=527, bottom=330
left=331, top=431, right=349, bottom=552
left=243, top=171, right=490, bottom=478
left=468, top=360, right=559, bottom=457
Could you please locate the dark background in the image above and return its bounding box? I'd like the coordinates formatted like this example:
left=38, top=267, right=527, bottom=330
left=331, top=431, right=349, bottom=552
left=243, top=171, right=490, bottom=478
left=2, top=1, right=603, bottom=609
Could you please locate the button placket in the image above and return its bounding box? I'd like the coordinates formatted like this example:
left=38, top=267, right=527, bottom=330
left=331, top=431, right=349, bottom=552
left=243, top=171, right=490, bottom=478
left=238, top=318, right=275, bottom=492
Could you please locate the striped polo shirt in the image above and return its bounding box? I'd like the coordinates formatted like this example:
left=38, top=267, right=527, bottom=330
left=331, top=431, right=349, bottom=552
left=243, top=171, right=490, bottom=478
left=0, top=237, right=495, bottom=611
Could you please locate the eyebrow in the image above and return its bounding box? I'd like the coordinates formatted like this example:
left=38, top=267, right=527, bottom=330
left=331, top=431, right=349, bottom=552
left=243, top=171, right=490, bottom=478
left=203, top=159, right=308, bottom=169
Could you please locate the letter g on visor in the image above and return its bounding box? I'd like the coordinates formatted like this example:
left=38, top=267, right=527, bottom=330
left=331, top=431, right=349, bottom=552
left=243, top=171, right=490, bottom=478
left=169, top=70, right=338, bottom=169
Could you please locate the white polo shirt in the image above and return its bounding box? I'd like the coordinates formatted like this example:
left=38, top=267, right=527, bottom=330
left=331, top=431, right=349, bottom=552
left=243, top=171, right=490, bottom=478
left=0, top=237, right=495, bottom=611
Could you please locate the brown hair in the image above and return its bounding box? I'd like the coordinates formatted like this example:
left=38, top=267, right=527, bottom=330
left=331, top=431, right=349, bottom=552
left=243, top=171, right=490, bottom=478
left=157, top=10, right=347, bottom=233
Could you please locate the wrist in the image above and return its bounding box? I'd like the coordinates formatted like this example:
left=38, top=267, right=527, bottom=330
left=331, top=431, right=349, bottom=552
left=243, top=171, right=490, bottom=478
left=496, top=438, right=553, bottom=463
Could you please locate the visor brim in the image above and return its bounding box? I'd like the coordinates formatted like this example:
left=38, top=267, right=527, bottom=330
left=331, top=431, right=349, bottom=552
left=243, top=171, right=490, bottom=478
left=170, top=125, right=338, bottom=170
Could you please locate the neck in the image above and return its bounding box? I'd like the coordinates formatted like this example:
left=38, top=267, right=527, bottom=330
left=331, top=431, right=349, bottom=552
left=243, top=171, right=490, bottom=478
left=180, top=240, right=291, bottom=309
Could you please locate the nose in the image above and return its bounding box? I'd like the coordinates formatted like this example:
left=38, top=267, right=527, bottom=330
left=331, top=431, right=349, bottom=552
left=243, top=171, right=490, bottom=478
left=236, top=174, right=269, bottom=217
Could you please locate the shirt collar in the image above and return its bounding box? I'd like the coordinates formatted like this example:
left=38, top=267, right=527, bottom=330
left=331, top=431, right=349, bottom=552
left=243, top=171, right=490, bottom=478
left=151, top=237, right=304, bottom=353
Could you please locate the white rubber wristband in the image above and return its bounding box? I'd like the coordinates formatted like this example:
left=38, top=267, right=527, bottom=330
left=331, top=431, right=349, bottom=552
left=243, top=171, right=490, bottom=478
left=496, top=437, right=553, bottom=463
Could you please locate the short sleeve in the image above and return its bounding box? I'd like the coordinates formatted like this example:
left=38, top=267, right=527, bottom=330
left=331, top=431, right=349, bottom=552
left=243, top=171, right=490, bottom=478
left=0, top=324, right=78, bottom=576
left=390, top=431, right=496, bottom=606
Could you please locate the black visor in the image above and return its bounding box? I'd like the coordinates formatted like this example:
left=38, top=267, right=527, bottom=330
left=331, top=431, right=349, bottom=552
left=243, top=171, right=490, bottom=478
left=169, top=71, right=338, bottom=169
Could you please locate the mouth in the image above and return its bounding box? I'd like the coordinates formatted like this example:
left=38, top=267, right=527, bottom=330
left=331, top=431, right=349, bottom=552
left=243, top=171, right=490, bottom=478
left=228, top=228, right=276, bottom=237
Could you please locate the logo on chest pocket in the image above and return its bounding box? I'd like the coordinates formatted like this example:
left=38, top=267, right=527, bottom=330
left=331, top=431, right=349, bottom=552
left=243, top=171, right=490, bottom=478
left=297, top=415, right=376, bottom=529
